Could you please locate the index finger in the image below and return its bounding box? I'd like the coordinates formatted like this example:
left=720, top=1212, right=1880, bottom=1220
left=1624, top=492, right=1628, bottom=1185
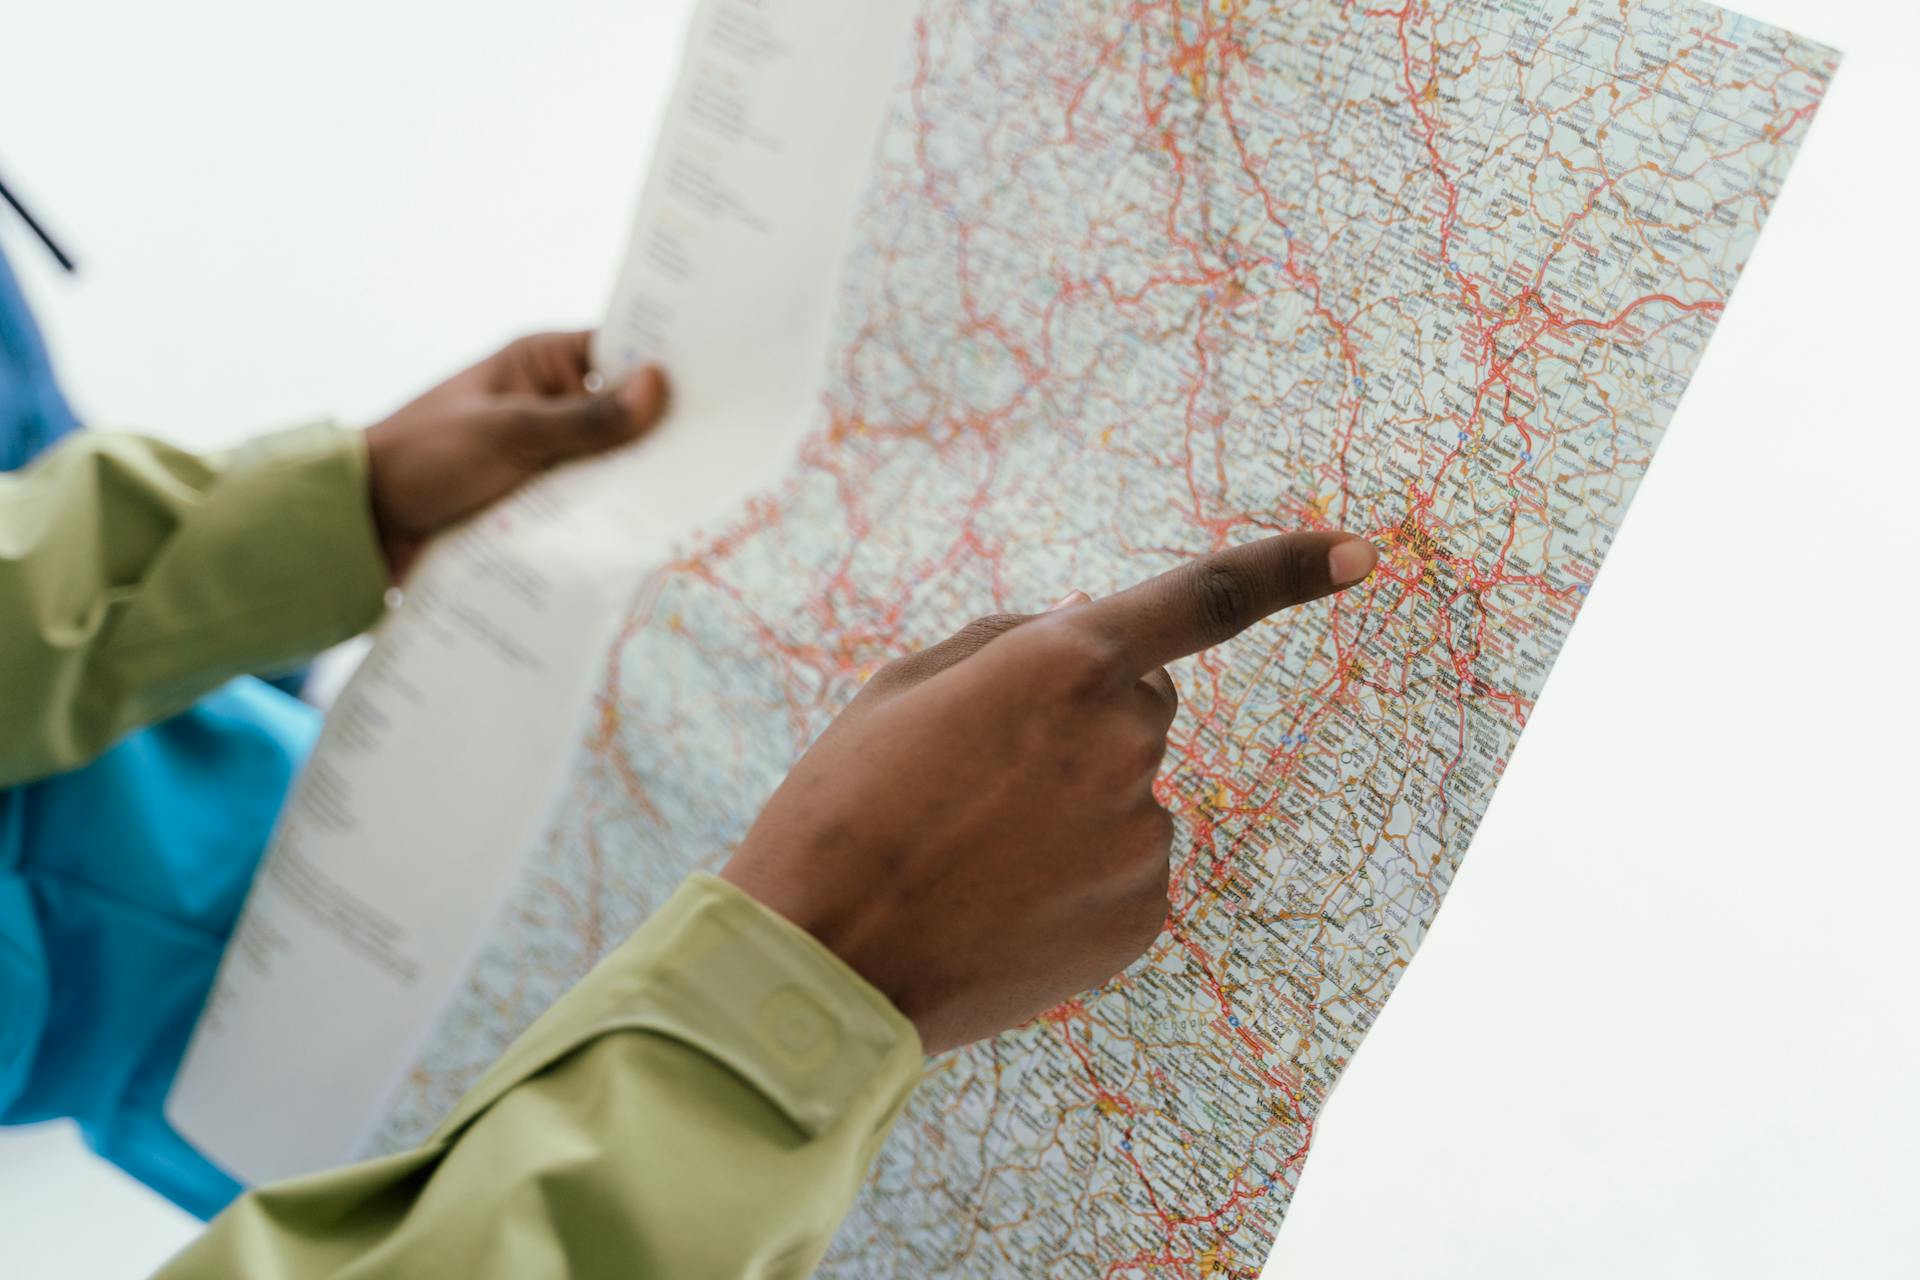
left=1071, top=532, right=1378, bottom=673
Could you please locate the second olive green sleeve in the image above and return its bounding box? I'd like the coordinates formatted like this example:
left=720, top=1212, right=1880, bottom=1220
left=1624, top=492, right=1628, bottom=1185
left=0, top=424, right=390, bottom=787
left=155, top=875, right=925, bottom=1279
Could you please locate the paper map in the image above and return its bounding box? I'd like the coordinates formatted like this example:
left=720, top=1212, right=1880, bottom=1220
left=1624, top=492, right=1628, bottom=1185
left=369, top=0, right=1830, bottom=1272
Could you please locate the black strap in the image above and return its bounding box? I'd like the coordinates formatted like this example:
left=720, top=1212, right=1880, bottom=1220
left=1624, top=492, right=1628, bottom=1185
left=0, top=167, right=77, bottom=274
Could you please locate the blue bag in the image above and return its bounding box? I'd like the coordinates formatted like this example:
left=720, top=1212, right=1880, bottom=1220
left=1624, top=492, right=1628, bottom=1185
left=0, top=240, right=314, bottom=1219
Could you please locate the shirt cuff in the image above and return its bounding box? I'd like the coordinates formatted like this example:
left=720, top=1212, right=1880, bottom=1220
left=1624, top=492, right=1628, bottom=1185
left=434, top=874, right=925, bottom=1145
left=105, top=422, right=390, bottom=686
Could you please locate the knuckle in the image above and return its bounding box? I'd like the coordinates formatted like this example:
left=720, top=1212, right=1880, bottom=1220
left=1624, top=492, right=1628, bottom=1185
left=1273, top=540, right=1315, bottom=602
left=1190, top=561, right=1256, bottom=643
left=1115, top=801, right=1174, bottom=867
left=499, top=407, right=549, bottom=458
left=1122, top=721, right=1169, bottom=778
left=1127, top=887, right=1170, bottom=951
left=1020, top=622, right=1122, bottom=692
left=1143, top=803, right=1176, bottom=853
left=577, top=392, right=624, bottom=439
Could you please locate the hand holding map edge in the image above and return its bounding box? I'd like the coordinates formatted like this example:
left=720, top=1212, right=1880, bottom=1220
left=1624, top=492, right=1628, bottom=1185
left=721, top=532, right=1380, bottom=1055
left=363, top=330, right=670, bottom=580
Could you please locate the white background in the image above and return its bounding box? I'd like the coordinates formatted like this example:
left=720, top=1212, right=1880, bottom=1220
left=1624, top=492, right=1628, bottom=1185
left=0, top=1, right=1912, bottom=1276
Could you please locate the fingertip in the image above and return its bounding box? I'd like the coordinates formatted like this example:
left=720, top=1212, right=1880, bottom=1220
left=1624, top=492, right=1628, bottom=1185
left=1328, top=537, right=1379, bottom=588
left=1046, top=589, right=1092, bottom=612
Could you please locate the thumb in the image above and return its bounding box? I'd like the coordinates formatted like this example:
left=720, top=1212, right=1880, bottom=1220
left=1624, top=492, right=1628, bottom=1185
left=861, top=591, right=1085, bottom=699
left=493, top=366, right=669, bottom=467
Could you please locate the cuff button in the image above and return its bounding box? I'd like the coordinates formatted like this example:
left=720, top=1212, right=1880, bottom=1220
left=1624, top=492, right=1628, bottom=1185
left=755, top=985, right=840, bottom=1071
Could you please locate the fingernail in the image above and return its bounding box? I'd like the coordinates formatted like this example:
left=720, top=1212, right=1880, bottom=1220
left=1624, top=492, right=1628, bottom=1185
left=1328, top=539, right=1379, bottom=587
left=1047, top=589, right=1091, bottom=612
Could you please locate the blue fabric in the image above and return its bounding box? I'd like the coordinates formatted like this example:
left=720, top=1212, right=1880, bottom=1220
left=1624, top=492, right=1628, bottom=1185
left=0, top=246, right=76, bottom=468
left=0, top=243, right=314, bottom=1219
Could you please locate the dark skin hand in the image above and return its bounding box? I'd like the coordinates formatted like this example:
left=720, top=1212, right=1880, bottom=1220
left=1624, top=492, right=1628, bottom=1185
left=363, top=330, right=669, bottom=579
left=722, top=531, right=1380, bottom=1054
left=361, top=338, right=1371, bottom=1053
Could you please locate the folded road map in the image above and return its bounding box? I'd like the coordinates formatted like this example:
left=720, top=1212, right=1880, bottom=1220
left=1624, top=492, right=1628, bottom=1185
left=171, top=2, right=1836, bottom=1274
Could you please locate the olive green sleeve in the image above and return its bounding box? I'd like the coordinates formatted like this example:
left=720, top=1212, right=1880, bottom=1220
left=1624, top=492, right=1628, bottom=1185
left=156, top=874, right=924, bottom=1280
left=0, top=424, right=390, bottom=786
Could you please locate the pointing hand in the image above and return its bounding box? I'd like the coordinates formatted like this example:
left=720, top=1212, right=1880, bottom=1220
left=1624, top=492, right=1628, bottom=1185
left=363, top=331, right=668, bottom=579
left=722, top=531, right=1379, bottom=1054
